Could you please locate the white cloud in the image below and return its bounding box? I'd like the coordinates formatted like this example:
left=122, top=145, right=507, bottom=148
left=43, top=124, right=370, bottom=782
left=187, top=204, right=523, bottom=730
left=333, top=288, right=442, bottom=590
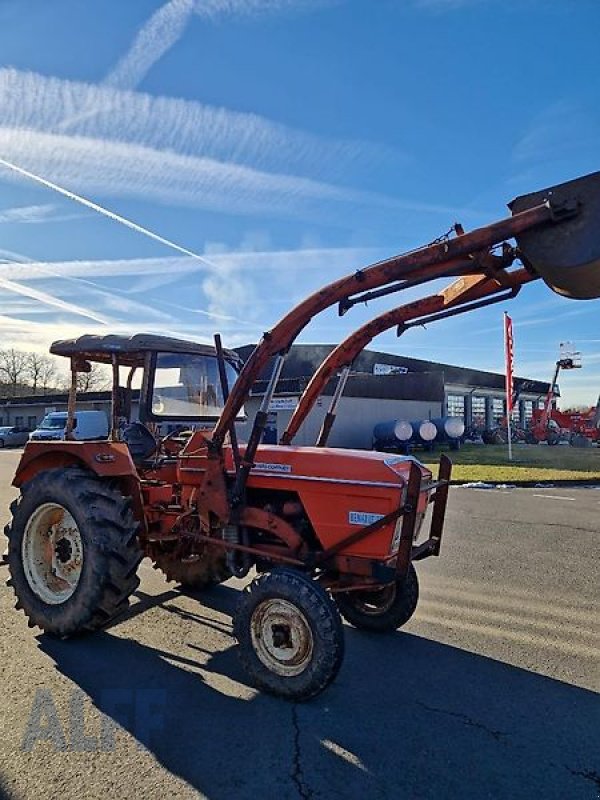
left=1, top=68, right=382, bottom=180
left=0, top=128, right=365, bottom=225
left=0, top=246, right=378, bottom=283
left=0, top=70, right=469, bottom=228
left=0, top=244, right=380, bottom=353
left=0, top=204, right=55, bottom=224
left=103, top=0, right=326, bottom=92
left=104, top=0, right=196, bottom=91
left=0, top=276, right=110, bottom=324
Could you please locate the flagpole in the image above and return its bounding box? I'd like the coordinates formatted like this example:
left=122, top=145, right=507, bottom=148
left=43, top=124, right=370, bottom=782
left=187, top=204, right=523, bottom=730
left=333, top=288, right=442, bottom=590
left=504, top=312, right=513, bottom=462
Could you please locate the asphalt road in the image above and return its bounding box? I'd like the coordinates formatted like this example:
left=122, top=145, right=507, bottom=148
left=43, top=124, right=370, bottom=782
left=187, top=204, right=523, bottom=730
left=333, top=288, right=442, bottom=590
left=0, top=449, right=598, bottom=800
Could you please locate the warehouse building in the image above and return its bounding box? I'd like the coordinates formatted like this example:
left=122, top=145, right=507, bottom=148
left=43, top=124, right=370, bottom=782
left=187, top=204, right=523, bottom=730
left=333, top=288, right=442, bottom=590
left=0, top=344, right=550, bottom=450
left=235, top=344, right=551, bottom=449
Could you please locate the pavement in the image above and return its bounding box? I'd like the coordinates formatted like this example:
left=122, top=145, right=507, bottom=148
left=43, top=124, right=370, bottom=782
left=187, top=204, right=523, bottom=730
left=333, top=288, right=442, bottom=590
left=0, top=448, right=598, bottom=800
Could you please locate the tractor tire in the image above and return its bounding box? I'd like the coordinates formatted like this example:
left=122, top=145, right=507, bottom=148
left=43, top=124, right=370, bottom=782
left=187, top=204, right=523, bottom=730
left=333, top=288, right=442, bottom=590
left=335, top=563, right=419, bottom=633
left=152, top=548, right=230, bottom=590
left=4, top=467, right=142, bottom=637
left=570, top=433, right=592, bottom=449
left=233, top=568, right=345, bottom=701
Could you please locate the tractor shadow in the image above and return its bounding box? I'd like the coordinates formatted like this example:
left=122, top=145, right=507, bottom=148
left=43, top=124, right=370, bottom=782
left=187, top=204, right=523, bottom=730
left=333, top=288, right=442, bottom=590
left=38, top=583, right=600, bottom=800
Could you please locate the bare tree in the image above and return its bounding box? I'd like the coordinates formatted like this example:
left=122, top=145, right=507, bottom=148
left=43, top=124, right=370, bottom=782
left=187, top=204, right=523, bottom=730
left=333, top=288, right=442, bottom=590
left=26, top=353, right=58, bottom=395
left=75, top=362, right=112, bottom=393
left=39, top=357, right=59, bottom=394
left=0, top=349, right=28, bottom=396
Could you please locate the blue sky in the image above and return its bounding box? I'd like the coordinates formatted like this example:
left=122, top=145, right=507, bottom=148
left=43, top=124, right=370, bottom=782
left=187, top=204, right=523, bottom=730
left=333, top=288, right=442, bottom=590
left=0, top=0, right=598, bottom=404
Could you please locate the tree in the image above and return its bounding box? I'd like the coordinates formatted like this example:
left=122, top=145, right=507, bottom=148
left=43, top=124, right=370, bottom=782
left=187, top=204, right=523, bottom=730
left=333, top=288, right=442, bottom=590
left=39, top=357, right=59, bottom=394
left=25, top=353, right=58, bottom=395
left=0, top=348, right=28, bottom=396
left=75, top=362, right=112, bottom=393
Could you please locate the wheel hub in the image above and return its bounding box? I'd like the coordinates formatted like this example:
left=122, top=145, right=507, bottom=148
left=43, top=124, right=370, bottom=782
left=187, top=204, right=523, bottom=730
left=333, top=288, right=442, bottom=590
left=250, top=598, right=314, bottom=677
left=55, top=537, right=73, bottom=564
left=22, top=503, right=84, bottom=605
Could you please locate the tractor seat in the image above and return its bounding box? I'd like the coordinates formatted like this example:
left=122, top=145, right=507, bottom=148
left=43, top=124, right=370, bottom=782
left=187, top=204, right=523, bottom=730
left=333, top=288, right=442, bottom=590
left=122, top=422, right=157, bottom=464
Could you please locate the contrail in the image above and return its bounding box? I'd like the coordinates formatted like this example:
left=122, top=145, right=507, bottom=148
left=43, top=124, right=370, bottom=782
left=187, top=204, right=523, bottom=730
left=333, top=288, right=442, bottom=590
left=0, top=276, right=110, bottom=324
left=0, top=155, right=221, bottom=269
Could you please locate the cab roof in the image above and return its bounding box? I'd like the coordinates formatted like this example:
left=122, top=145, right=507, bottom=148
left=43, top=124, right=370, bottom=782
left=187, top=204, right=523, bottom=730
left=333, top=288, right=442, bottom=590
left=50, top=333, right=242, bottom=368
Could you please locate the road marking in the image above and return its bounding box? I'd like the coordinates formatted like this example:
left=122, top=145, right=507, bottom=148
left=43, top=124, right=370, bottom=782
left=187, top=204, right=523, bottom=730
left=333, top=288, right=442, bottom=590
left=532, top=494, right=575, bottom=501
left=416, top=613, right=600, bottom=659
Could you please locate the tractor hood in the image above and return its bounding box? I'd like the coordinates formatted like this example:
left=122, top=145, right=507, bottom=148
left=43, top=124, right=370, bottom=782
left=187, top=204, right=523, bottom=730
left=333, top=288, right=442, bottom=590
left=225, top=444, right=432, bottom=488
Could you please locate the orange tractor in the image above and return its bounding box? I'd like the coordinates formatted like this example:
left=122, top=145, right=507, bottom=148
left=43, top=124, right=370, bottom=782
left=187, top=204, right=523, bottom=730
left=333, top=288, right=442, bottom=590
left=5, top=171, right=600, bottom=700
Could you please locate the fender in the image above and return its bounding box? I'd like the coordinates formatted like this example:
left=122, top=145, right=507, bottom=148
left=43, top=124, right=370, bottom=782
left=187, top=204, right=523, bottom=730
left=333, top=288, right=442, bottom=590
left=13, top=441, right=146, bottom=533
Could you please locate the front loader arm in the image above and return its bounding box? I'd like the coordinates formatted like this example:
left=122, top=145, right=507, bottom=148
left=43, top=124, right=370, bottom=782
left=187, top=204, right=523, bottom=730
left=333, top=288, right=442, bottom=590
left=212, top=202, right=553, bottom=451
left=280, top=268, right=538, bottom=445
left=206, top=167, right=600, bottom=517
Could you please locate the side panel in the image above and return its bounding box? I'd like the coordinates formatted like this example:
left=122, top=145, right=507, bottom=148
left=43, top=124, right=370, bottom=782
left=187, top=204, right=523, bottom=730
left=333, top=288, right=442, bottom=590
left=299, top=484, right=401, bottom=558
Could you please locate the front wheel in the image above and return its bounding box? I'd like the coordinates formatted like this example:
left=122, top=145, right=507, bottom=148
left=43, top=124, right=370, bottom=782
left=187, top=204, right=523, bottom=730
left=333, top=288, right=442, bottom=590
left=5, top=467, right=142, bottom=637
left=233, top=568, right=344, bottom=701
left=335, top=563, right=419, bottom=633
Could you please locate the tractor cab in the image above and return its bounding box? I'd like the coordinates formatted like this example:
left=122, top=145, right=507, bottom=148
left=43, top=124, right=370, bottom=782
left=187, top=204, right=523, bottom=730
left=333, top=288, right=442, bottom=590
left=49, top=333, right=243, bottom=461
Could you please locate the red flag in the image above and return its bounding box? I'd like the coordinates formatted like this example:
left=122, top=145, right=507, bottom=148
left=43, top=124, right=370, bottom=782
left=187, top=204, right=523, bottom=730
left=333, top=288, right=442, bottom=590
left=504, top=313, right=514, bottom=412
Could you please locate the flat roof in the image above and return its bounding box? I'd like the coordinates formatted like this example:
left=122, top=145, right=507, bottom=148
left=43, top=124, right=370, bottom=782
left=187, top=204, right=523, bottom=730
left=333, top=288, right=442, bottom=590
left=236, top=344, right=551, bottom=396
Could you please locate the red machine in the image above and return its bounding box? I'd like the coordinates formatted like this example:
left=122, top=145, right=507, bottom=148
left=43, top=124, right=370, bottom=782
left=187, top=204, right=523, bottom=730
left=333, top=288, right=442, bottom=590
left=567, top=397, right=600, bottom=442
left=537, top=396, right=600, bottom=445
left=529, top=344, right=582, bottom=444
left=5, top=170, right=600, bottom=700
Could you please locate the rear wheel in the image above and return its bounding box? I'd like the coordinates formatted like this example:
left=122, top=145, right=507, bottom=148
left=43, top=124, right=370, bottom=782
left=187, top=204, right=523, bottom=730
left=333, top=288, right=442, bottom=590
left=5, top=467, right=142, bottom=637
left=234, top=568, right=344, bottom=701
left=335, top=564, right=419, bottom=633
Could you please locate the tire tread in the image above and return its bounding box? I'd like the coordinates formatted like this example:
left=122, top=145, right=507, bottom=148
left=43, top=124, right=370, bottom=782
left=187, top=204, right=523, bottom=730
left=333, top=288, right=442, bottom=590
left=5, top=467, right=142, bottom=636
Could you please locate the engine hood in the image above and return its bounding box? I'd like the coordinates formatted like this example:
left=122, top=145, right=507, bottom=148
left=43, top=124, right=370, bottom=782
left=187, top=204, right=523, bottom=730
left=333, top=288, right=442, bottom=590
left=225, top=444, right=432, bottom=487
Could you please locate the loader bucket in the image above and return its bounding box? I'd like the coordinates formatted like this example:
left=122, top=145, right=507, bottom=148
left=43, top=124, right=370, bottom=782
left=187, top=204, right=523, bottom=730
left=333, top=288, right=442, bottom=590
left=509, top=171, right=600, bottom=299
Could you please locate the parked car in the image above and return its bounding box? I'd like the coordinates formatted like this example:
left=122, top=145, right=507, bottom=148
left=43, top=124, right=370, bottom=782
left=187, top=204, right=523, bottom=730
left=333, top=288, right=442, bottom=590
left=30, top=410, right=108, bottom=441
left=0, top=425, right=32, bottom=448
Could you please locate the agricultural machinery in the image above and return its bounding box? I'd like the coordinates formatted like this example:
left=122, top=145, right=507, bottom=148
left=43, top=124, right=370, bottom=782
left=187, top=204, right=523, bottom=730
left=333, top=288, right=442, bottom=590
left=528, top=344, right=583, bottom=444
left=565, top=396, right=600, bottom=444
left=5, top=170, right=600, bottom=700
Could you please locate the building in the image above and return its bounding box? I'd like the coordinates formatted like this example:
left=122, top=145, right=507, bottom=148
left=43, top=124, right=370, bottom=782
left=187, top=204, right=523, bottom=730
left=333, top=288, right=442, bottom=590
left=0, top=390, right=118, bottom=432
left=0, top=344, right=550, bottom=450
left=235, top=344, right=551, bottom=449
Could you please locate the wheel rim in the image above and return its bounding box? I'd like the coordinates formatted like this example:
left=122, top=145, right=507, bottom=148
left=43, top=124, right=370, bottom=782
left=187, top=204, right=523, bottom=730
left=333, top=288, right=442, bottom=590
left=21, top=503, right=84, bottom=604
left=250, top=598, right=314, bottom=677
left=350, top=584, right=397, bottom=616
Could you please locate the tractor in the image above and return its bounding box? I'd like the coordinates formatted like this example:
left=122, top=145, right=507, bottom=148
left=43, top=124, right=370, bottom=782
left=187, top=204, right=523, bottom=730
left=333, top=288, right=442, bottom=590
left=5, top=170, right=600, bottom=700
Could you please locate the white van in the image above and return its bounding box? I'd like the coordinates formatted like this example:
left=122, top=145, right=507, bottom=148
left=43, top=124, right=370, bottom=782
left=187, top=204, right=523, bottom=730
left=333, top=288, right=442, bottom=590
left=30, top=410, right=108, bottom=442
